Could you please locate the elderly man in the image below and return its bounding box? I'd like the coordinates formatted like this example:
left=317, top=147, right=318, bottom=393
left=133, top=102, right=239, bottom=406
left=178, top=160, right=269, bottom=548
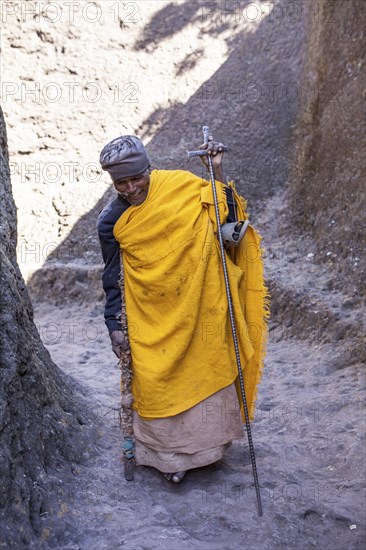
left=97, top=135, right=267, bottom=483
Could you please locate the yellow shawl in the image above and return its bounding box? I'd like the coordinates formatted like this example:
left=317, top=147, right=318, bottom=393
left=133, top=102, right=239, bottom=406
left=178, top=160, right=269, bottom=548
left=113, top=169, right=269, bottom=419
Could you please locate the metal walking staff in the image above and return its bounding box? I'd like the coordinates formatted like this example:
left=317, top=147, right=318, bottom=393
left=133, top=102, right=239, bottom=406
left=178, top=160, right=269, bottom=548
left=187, top=126, right=263, bottom=517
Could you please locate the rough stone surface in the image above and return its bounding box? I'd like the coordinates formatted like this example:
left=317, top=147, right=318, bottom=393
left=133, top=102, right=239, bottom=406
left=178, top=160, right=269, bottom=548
left=1, top=1, right=365, bottom=548
left=0, top=108, right=98, bottom=548
left=2, top=0, right=306, bottom=293
left=287, top=0, right=365, bottom=295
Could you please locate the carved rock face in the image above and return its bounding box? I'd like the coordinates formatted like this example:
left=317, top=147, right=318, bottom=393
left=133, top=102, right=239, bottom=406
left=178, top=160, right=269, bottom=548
left=288, top=0, right=365, bottom=296
left=0, top=107, right=97, bottom=547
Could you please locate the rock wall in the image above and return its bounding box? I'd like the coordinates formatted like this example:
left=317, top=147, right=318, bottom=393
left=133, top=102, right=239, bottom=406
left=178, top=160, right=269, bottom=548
left=2, top=0, right=306, bottom=300
left=288, top=0, right=365, bottom=296
left=0, top=107, right=97, bottom=547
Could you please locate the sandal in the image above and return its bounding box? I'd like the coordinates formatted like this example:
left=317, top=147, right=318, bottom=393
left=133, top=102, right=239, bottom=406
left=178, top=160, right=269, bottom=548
left=163, top=471, right=187, bottom=483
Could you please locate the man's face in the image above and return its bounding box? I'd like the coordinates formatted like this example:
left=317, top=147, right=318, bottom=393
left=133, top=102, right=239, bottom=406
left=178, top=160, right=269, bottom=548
left=113, top=169, right=151, bottom=205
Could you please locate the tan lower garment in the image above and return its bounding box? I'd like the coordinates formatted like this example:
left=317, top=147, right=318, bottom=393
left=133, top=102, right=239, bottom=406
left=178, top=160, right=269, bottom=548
left=133, top=382, right=243, bottom=473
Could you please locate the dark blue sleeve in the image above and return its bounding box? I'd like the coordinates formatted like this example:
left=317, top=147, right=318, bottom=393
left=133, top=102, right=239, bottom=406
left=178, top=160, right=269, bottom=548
left=97, top=195, right=130, bottom=334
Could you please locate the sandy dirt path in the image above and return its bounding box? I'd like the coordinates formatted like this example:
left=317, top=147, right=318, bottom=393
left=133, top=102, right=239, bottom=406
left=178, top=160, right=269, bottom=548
left=33, top=288, right=365, bottom=550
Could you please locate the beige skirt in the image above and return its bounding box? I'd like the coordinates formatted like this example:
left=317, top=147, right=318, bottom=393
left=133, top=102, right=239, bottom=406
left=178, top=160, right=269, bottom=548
left=133, top=382, right=243, bottom=473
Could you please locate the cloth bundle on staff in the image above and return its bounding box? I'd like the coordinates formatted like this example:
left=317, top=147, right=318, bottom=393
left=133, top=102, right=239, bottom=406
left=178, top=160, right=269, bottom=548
left=118, top=256, right=135, bottom=481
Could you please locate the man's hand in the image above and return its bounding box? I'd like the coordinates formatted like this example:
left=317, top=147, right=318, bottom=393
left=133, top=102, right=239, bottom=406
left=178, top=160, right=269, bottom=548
left=110, top=330, right=130, bottom=359
left=199, top=138, right=227, bottom=184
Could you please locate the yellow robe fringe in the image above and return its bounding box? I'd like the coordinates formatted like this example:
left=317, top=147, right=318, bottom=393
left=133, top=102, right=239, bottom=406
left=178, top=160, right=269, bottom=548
left=113, top=169, right=269, bottom=420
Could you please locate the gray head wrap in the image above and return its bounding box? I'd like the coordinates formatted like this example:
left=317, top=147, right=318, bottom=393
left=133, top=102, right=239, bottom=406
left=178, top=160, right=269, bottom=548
left=99, top=135, right=150, bottom=182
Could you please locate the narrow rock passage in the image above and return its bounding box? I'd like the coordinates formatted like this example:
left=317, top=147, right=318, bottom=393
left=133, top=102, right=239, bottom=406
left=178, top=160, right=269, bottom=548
left=33, top=190, right=365, bottom=549
left=2, top=1, right=364, bottom=547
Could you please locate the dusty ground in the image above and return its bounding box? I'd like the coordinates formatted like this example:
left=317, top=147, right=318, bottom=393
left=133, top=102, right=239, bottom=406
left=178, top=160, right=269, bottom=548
left=2, top=0, right=365, bottom=547
left=33, top=292, right=365, bottom=549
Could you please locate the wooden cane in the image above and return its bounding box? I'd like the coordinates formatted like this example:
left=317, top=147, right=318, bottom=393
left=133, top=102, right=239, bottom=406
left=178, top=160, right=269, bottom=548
left=118, top=252, right=135, bottom=481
